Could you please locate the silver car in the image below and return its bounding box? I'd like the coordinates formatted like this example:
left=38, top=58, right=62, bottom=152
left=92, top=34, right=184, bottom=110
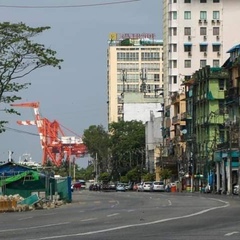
left=152, top=181, right=165, bottom=192
left=233, top=185, right=239, bottom=195
left=143, top=182, right=153, bottom=191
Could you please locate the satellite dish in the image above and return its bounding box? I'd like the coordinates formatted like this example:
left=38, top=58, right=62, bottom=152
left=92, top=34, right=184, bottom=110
left=181, top=129, right=187, bottom=134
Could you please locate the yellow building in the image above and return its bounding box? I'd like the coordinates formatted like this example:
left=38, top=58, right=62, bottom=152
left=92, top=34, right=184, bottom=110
left=107, top=32, right=164, bottom=124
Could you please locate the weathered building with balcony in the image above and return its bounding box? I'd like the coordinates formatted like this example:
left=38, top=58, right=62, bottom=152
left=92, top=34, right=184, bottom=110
left=216, top=44, right=240, bottom=194
left=183, top=65, right=229, bottom=191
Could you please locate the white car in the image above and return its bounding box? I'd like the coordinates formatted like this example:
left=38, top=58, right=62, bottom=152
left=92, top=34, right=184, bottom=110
left=233, top=185, right=239, bottom=195
left=143, top=182, right=153, bottom=191
left=152, top=181, right=165, bottom=192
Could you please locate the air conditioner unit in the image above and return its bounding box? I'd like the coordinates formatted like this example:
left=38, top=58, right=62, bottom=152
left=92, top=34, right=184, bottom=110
left=188, top=51, right=192, bottom=56
left=204, top=35, right=207, bottom=40
left=217, top=51, right=221, bottom=56
left=217, top=19, right=220, bottom=23
left=212, top=19, right=215, bottom=23
left=199, top=19, right=202, bottom=23
left=188, top=35, right=191, bottom=41
left=216, top=35, right=219, bottom=40
left=204, top=52, right=207, bottom=56
left=204, top=19, right=207, bottom=23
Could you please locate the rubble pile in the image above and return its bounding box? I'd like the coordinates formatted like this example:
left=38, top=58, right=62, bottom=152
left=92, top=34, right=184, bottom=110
left=0, top=194, right=65, bottom=212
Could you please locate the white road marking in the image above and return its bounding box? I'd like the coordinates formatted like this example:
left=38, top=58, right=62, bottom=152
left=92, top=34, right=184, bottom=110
left=81, top=218, right=97, bottom=222
left=18, top=217, right=33, bottom=221
left=28, top=199, right=230, bottom=240
left=0, top=222, right=70, bottom=233
left=168, top=200, right=172, bottom=206
left=127, top=209, right=135, bottom=212
left=107, top=213, right=119, bottom=217
left=41, top=213, right=56, bottom=216
left=225, top=231, right=239, bottom=236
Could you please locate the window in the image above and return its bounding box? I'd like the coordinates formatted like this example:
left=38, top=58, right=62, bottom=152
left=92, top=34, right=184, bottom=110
left=200, top=11, right=207, bottom=20
left=173, top=44, right=177, bottom=52
left=184, top=44, right=192, bottom=52
left=172, top=11, right=177, bottom=20
left=173, top=76, right=177, bottom=84
left=184, top=27, right=191, bottom=35
left=200, top=44, right=207, bottom=52
left=172, top=60, right=177, bottom=68
left=200, top=27, right=207, bottom=35
left=173, top=27, right=177, bottom=36
left=184, top=0, right=191, bottom=2
left=154, top=74, right=160, bottom=82
left=200, top=60, right=207, bottom=68
left=213, top=11, right=220, bottom=19
left=184, top=11, right=191, bottom=19
left=219, top=79, right=225, bottom=90
left=218, top=100, right=225, bottom=114
left=213, top=27, right=219, bottom=35
left=213, top=0, right=220, bottom=3
left=213, top=59, right=219, bottom=67
left=185, top=60, right=191, bottom=68
left=212, top=44, right=220, bottom=52
left=200, top=0, right=207, bottom=2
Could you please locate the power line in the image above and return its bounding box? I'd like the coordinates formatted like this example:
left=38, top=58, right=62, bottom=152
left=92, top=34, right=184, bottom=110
left=5, top=127, right=39, bottom=136
left=0, top=0, right=140, bottom=9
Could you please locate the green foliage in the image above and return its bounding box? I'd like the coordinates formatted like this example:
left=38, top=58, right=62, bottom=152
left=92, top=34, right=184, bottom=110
left=120, top=175, right=128, bottom=183
left=83, top=125, right=109, bottom=173
left=159, top=168, right=172, bottom=181
left=0, top=22, right=63, bottom=132
left=142, top=173, right=155, bottom=182
left=98, top=172, right=111, bottom=182
left=109, top=120, right=145, bottom=178
left=126, top=167, right=141, bottom=182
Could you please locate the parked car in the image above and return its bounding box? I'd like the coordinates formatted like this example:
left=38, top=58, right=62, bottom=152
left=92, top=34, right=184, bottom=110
left=143, top=182, right=153, bottom=191
left=204, top=184, right=211, bottom=193
left=233, top=185, right=239, bottom=195
left=72, top=182, right=81, bottom=191
left=78, top=180, right=86, bottom=189
left=116, top=184, right=126, bottom=192
left=151, top=181, right=165, bottom=192
left=133, top=183, right=140, bottom=191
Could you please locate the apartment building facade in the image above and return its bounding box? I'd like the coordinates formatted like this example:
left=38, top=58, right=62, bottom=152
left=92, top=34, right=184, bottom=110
left=162, top=0, right=240, bottom=186
left=107, top=32, right=164, bottom=124
left=163, top=0, right=240, bottom=99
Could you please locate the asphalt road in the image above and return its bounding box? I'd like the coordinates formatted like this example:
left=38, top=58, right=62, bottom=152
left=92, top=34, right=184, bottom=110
left=0, top=190, right=240, bottom=240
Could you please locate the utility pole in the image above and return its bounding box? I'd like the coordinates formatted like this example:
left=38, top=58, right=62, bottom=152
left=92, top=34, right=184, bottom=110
left=73, top=157, right=76, bottom=182
left=95, top=152, right=98, bottom=182
left=227, top=123, right=232, bottom=195
left=238, top=114, right=240, bottom=196
left=140, top=68, right=147, bottom=96
left=121, top=69, right=127, bottom=120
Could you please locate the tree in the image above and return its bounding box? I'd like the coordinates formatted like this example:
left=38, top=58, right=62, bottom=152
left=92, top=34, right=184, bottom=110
left=159, top=168, right=172, bottom=183
left=0, top=22, right=63, bottom=133
left=109, top=120, right=145, bottom=180
left=83, top=125, right=109, bottom=173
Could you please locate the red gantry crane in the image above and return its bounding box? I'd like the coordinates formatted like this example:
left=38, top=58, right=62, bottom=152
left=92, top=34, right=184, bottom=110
left=10, top=101, right=87, bottom=166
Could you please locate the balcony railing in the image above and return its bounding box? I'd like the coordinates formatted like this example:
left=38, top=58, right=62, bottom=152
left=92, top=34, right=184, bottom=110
left=172, top=114, right=181, bottom=125
left=181, top=112, right=192, bottom=120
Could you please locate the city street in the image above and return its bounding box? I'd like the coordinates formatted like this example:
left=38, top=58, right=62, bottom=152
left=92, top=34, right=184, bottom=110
left=0, top=190, right=240, bottom=240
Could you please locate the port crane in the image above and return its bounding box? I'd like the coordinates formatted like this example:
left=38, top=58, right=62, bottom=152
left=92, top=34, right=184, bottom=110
left=11, top=101, right=87, bottom=166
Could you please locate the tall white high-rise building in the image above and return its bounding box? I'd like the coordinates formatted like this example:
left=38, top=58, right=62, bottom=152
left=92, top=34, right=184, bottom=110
left=163, top=0, right=240, bottom=105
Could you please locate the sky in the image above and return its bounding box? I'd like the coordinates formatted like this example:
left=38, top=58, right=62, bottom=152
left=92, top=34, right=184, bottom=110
left=0, top=0, right=163, bottom=168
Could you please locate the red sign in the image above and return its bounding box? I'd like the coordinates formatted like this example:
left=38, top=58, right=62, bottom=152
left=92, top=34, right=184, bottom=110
left=119, top=33, right=155, bottom=40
